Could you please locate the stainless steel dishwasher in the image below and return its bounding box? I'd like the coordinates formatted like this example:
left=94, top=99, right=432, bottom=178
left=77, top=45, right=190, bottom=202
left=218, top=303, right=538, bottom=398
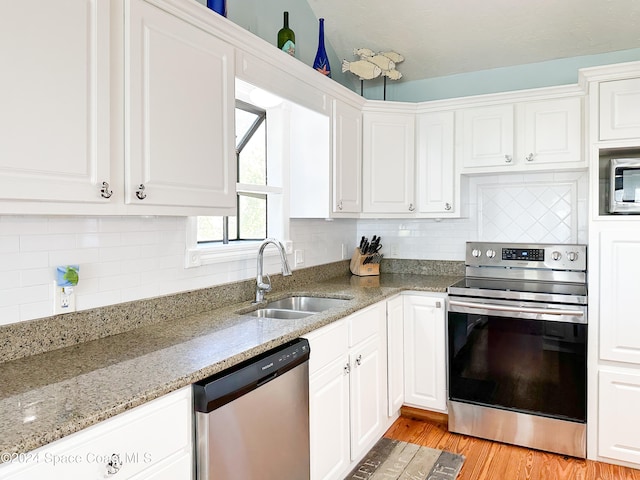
left=193, top=338, right=310, bottom=480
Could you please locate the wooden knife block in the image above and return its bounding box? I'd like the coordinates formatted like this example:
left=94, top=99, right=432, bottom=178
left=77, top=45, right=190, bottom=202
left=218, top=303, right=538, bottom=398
left=350, top=248, right=380, bottom=277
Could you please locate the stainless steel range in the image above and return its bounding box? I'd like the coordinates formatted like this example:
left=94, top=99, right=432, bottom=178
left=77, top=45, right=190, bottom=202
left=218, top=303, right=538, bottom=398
left=447, top=242, right=587, bottom=458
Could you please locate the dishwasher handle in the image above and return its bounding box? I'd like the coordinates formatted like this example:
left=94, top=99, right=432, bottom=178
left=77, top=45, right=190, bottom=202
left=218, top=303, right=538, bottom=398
left=193, top=338, right=310, bottom=413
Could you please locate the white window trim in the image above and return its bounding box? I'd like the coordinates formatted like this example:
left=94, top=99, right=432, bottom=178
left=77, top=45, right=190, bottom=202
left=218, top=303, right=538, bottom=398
left=184, top=217, right=291, bottom=268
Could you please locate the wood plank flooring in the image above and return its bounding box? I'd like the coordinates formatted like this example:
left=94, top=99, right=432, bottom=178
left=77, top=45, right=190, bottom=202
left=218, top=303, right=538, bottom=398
left=384, top=408, right=640, bottom=480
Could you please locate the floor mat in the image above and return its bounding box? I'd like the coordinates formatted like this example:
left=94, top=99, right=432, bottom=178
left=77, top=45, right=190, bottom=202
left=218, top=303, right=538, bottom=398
left=344, top=437, right=465, bottom=480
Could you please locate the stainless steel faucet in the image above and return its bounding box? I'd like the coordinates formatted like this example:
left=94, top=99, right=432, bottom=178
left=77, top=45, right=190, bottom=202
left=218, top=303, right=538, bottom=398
left=254, top=238, right=292, bottom=303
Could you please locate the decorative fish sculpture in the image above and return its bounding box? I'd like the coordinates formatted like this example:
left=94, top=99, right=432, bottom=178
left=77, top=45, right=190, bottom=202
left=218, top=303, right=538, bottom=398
left=366, top=54, right=395, bottom=72
left=342, top=59, right=382, bottom=80
left=353, top=47, right=376, bottom=58
left=384, top=69, right=403, bottom=80
left=379, top=51, right=404, bottom=64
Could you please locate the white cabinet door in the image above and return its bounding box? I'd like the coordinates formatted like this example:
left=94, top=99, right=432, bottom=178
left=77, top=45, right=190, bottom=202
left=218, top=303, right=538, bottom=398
left=0, top=0, right=111, bottom=205
left=460, top=98, right=583, bottom=172
left=460, top=104, right=514, bottom=169
left=306, top=302, right=388, bottom=479
left=386, top=295, right=404, bottom=416
left=599, top=229, right=640, bottom=364
left=416, top=111, right=455, bottom=214
left=0, top=387, right=192, bottom=480
left=309, top=356, right=351, bottom=480
left=125, top=0, right=235, bottom=210
left=349, top=335, right=385, bottom=460
left=518, top=97, right=582, bottom=166
left=403, top=295, right=446, bottom=412
left=598, top=368, right=640, bottom=465
left=600, top=78, right=640, bottom=141
left=333, top=100, right=362, bottom=214
left=362, top=112, right=415, bottom=213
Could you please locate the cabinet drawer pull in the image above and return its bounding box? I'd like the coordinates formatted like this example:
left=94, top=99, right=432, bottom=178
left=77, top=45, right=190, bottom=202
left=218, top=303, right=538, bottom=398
left=525, top=153, right=535, bottom=162
left=504, top=155, right=513, bottom=163
left=105, top=453, right=123, bottom=476
left=100, top=181, right=113, bottom=199
left=408, top=203, right=415, bottom=212
left=136, top=184, right=147, bottom=200
left=444, top=202, right=452, bottom=211
left=344, top=362, right=350, bottom=374
left=337, top=200, right=343, bottom=210
left=355, top=354, right=362, bottom=366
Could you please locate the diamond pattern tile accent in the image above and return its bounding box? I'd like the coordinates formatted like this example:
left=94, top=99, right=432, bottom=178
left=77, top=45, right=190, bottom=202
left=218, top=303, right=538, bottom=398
left=478, top=182, right=577, bottom=243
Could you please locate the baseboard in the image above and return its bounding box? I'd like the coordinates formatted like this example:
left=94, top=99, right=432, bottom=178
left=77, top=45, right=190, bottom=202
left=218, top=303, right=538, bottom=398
left=400, top=406, right=448, bottom=425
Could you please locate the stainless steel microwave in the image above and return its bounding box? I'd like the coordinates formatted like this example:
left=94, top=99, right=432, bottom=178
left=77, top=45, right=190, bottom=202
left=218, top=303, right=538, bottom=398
left=610, top=158, right=640, bottom=214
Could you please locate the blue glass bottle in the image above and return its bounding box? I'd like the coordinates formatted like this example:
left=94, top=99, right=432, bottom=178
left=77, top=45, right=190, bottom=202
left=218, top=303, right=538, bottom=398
left=207, top=0, right=226, bottom=17
left=313, top=18, right=331, bottom=78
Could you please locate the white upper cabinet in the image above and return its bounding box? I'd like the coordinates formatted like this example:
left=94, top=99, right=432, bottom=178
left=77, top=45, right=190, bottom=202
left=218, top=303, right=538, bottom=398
left=0, top=0, right=111, bottom=207
left=416, top=111, right=455, bottom=215
left=459, top=96, right=583, bottom=172
left=517, top=97, right=582, bottom=167
left=362, top=109, right=415, bottom=213
left=460, top=104, right=514, bottom=169
left=599, top=78, right=640, bottom=141
left=125, top=0, right=235, bottom=211
left=333, top=100, right=362, bottom=214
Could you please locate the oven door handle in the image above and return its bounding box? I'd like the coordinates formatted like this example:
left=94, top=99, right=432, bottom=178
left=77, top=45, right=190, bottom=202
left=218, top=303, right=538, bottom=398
left=448, top=300, right=585, bottom=317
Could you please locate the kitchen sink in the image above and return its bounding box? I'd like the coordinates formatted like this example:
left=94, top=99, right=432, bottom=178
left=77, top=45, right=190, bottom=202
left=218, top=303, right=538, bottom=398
left=263, top=296, right=350, bottom=312
left=243, top=296, right=350, bottom=319
left=247, top=308, right=314, bottom=319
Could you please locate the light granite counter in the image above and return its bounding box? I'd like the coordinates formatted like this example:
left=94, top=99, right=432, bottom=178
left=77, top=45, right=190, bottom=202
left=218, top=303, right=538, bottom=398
left=0, top=261, right=462, bottom=461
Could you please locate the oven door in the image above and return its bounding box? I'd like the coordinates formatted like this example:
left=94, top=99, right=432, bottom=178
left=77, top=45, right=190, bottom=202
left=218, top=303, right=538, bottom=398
left=447, top=296, right=587, bottom=422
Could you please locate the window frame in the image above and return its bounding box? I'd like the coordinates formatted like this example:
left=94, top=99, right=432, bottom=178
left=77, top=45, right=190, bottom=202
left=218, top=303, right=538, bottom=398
left=185, top=86, right=289, bottom=268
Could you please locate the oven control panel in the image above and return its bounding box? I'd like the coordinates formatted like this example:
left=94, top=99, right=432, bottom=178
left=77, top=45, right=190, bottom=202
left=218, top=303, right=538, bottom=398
left=467, top=242, right=587, bottom=271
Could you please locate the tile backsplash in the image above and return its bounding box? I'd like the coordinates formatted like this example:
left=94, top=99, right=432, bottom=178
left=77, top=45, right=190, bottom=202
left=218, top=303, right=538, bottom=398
left=0, top=216, right=356, bottom=325
left=1, top=171, right=587, bottom=326
left=358, top=171, right=588, bottom=261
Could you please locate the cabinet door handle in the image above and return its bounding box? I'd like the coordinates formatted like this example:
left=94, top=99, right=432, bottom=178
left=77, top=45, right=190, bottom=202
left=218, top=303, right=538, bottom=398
left=337, top=200, right=343, bottom=210
left=504, top=155, right=513, bottom=163
left=344, top=362, right=350, bottom=374
left=444, top=202, right=452, bottom=211
left=525, top=153, right=535, bottom=162
left=100, top=181, right=113, bottom=199
left=408, top=203, right=415, bottom=212
left=105, top=453, right=123, bottom=476
left=435, top=301, right=442, bottom=308
left=136, top=184, right=147, bottom=200
left=355, top=354, right=362, bottom=366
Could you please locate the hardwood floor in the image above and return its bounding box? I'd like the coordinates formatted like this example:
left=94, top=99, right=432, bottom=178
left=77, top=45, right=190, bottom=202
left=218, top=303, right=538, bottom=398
left=384, top=408, right=640, bottom=480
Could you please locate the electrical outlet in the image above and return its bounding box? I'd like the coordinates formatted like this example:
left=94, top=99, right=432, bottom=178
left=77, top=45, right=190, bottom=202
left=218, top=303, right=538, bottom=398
left=390, top=243, right=399, bottom=257
left=284, top=241, right=293, bottom=255
left=294, top=249, right=305, bottom=267
left=341, top=243, right=349, bottom=260
left=53, top=282, right=76, bottom=314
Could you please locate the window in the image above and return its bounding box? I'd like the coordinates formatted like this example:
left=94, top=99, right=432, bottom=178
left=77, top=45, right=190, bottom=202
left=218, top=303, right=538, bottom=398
left=185, top=80, right=287, bottom=269
left=197, top=101, right=268, bottom=244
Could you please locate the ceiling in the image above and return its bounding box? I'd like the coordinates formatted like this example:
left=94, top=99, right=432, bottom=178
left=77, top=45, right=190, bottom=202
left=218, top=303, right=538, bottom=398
left=306, top=0, right=640, bottom=83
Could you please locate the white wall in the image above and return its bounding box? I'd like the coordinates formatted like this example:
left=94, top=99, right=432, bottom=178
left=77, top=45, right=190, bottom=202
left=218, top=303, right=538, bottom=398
left=0, top=216, right=356, bottom=326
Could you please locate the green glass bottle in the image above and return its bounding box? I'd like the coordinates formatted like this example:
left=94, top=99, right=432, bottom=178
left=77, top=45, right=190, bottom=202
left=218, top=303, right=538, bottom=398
left=277, top=12, right=295, bottom=57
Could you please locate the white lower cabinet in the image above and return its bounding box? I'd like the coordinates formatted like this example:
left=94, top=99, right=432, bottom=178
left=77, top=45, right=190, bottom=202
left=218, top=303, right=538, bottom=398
left=598, top=368, right=640, bottom=465
left=403, top=294, right=447, bottom=412
left=305, top=301, right=387, bottom=480
left=0, top=387, right=192, bottom=480
left=386, top=294, right=405, bottom=416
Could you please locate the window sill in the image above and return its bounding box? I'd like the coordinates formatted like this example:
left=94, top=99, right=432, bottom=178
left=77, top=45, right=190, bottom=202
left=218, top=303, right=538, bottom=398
left=185, top=241, right=291, bottom=268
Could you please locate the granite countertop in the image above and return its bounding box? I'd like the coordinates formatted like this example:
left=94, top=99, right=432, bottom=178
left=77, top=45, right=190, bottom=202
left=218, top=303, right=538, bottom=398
left=0, top=271, right=460, bottom=461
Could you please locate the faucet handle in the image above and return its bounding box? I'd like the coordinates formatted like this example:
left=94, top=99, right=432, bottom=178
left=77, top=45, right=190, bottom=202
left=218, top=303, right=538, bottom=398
left=258, top=273, right=272, bottom=292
